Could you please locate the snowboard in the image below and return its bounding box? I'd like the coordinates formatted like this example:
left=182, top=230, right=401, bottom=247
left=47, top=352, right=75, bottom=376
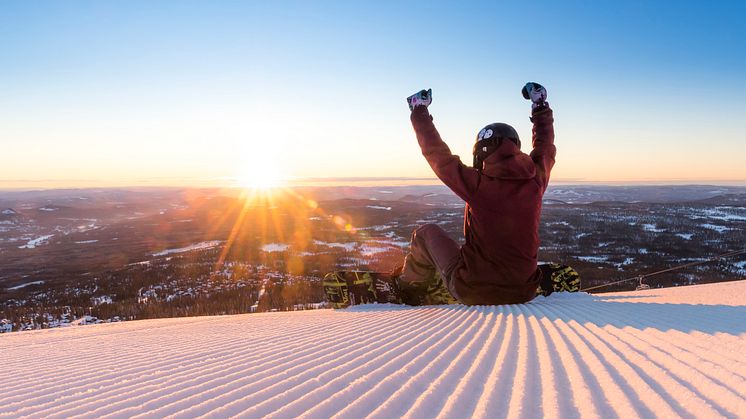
left=322, top=270, right=457, bottom=309
left=322, top=271, right=399, bottom=309
left=323, top=264, right=580, bottom=308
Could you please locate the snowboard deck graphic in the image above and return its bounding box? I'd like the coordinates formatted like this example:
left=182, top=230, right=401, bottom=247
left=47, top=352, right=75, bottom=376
left=324, top=264, right=580, bottom=309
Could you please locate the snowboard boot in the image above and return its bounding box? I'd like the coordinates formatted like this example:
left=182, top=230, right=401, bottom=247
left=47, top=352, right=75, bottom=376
left=536, top=263, right=581, bottom=297
left=423, top=271, right=458, bottom=305
left=395, top=270, right=457, bottom=306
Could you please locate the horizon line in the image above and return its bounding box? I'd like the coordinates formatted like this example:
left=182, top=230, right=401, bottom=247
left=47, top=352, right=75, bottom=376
left=2, top=176, right=746, bottom=192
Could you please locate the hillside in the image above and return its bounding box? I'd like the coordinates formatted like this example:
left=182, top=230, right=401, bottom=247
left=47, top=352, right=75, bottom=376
left=2, top=281, right=745, bottom=418
left=3, top=185, right=746, bottom=328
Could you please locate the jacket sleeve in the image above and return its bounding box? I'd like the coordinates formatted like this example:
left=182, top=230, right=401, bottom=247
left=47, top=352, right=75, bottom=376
left=410, top=106, right=479, bottom=203
left=528, top=106, right=556, bottom=192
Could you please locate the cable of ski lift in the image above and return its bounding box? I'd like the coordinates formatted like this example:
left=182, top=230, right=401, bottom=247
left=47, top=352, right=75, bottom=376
left=580, top=248, right=746, bottom=292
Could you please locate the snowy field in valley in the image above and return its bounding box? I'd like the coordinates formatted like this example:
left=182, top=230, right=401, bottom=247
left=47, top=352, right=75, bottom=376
left=2, top=281, right=745, bottom=418
left=151, top=241, right=223, bottom=257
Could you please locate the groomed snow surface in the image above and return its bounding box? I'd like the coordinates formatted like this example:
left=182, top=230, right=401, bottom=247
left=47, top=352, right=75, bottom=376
left=2, top=281, right=745, bottom=418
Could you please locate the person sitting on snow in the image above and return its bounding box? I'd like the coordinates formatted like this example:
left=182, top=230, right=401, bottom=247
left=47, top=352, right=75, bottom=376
left=397, top=83, right=557, bottom=305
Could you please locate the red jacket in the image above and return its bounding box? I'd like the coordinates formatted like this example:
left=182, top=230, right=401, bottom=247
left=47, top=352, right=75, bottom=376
left=410, top=106, right=556, bottom=304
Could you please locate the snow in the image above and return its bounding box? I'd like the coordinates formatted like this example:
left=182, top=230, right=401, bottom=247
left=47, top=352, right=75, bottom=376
left=366, top=205, right=392, bottom=211
left=5, top=280, right=44, bottom=290
left=152, top=240, right=223, bottom=256
left=698, top=207, right=746, bottom=221
left=17, top=234, right=54, bottom=249
left=91, top=295, right=113, bottom=305
left=577, top=255, right=608, bottom=263
left=676, top=233, right=694, bottom=240
left=386, top=239, right=410, bottom=248
left=735, top=262, right=746, bottom=275
left=38, top=207, right=57, bottom=212
left=261, top=243, right=290, bottom=252
left=357, top=223, right=395, bottom=232
left=127, top=260, right=151, bottom=266
left=1, top=208, right=17, bottom=215
left=314, top=239, right=357, bottom=252
left=75, top=240, right=99, bottom=244
left=642, top=223, right=666, bottom=233
left=700, top=223, right=732, bottom=233
left=613, top=257, right=635, bottom=269
left=1, top=280, right=745, bottom=418
left=359, top=243, right=392, bottom=256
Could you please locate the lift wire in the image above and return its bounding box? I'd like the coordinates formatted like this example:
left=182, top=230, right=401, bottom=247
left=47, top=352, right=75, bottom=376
left=581, top=248, right=746, bottom=292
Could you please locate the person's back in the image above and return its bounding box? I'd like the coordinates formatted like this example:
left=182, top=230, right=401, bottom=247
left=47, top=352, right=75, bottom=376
left=400, top=83, right=555, bottom=305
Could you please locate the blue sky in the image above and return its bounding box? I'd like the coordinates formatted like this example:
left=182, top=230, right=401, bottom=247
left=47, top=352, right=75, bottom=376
left=1, top=1, right=745, bottom=187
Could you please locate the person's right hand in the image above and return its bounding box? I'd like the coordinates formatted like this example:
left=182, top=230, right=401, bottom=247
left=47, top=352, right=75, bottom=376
left=407, top=89, right=432, bottom=111
left=522, top=82, right=547, bottom=109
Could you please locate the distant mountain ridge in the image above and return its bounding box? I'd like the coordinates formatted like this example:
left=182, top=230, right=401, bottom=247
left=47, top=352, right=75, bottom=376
left=544, top=185, right=746, bottom=204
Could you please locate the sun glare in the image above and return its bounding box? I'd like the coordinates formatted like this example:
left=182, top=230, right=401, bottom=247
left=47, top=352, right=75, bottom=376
left=236, top=155, right=284, bottom=190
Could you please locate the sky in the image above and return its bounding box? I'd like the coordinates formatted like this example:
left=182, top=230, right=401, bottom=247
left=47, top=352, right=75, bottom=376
left=1, top=1, right=745, bottom=189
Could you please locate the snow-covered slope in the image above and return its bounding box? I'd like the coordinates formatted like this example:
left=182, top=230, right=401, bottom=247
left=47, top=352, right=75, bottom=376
left=2, top=281, right=745, bottom=418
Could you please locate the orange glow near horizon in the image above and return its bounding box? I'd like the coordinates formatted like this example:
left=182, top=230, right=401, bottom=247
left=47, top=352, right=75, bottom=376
left=205, top=184, right=394, bottom=278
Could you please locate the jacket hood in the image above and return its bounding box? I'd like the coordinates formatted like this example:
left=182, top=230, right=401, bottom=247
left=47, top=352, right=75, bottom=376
left=481, top=141, right=536, bottom=180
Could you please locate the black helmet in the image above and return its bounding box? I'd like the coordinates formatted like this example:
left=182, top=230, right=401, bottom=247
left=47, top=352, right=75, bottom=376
left=472, top=122, right=521, bottom=170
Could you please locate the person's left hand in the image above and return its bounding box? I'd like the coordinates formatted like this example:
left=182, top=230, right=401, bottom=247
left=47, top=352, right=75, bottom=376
left=522, top=82, right=547, bottom=109
left=407, top=89, right=432, bottom=111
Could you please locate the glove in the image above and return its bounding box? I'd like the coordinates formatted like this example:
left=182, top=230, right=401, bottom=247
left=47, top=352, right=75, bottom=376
left=522, top=82, right=548, bottom=110
left=406, top=89, right=432, bottom=111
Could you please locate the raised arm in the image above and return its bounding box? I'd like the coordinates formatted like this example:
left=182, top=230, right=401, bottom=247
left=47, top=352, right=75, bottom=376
left=408, top=90, right=479, bottom=203
left=523, top=82, right=556, bottom=191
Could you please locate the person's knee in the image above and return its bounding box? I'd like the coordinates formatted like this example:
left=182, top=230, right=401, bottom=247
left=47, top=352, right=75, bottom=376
left=414, top=223, right=441, bottom=237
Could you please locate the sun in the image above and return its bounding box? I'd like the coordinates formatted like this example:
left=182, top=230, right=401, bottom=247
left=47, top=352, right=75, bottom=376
left=236, top=155, right=285, bottom=190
